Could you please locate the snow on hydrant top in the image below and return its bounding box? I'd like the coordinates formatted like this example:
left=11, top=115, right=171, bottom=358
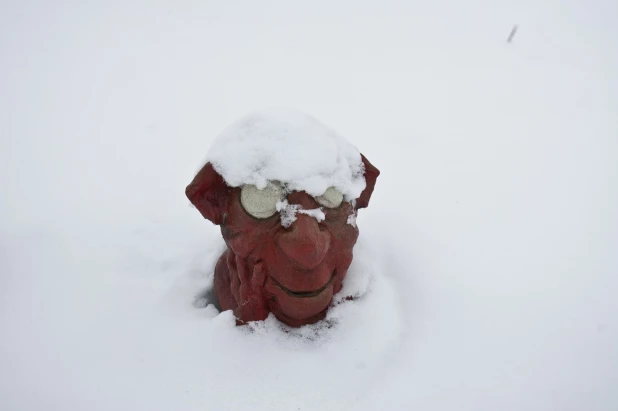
left=206, top=108, right=367, bottom=200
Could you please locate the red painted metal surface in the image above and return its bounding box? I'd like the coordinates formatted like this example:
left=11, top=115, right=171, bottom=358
left=186, top=155, right=379, bottom=327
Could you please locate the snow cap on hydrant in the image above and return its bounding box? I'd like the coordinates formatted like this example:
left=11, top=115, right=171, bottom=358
left=186, top=108, right=379, bottom=327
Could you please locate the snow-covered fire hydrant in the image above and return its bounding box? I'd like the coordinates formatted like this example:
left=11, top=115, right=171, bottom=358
left=186, top=109, right=379, bottom=327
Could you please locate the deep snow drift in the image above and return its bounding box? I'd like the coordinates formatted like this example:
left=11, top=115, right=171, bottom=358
left=1, top=1, right=618, bottom=411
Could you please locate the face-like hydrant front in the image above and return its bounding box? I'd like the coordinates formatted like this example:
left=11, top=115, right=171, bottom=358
left=186, top=110, right=379, bottom=327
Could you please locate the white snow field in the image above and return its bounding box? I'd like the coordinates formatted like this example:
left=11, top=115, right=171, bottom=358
left=1, top=1, right=617, bottom=410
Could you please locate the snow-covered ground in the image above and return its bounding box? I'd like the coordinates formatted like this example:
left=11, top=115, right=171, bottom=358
left=1, top=1, right=617, bottom=410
